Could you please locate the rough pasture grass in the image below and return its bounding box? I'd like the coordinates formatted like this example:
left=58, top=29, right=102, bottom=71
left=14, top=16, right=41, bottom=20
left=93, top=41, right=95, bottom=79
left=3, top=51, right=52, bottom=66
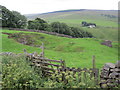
left=1, top=30, right=118, bottom=68
left=46, top=19, right=118, bottom=41
left=47, top=19, right=117, bottom=28
left=83, top=27, right=118, bottom=41
left=34, top=10, right=117, bottom=28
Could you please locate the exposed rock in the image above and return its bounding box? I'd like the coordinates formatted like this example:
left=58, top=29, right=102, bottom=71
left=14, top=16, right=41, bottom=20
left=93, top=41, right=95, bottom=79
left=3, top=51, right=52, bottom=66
left=101, top=40, right=112, bottom=47
left=109, top=72, right=119, bottom=78
left=110, top=68, right=120, bottom=72
left=104, top=63, right=115, bottom=69
left=115, top=60, right=120, bottom=68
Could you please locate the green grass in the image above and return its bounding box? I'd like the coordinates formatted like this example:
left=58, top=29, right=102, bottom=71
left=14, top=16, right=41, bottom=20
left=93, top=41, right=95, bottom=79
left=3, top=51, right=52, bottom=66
left=47, top=19, right=118, bottom=28
left=83, top=27, right=118, bottom=41
left=1, top=30, right=118, bottom=69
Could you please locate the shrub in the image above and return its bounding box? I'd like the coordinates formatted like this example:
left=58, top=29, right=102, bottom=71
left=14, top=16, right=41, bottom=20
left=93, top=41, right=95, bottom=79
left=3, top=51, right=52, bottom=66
left=28, top=18, right=49, bottom=30
left=2, top=54, right=43, bottom=88
left=44, top=70, right=100, bottom=88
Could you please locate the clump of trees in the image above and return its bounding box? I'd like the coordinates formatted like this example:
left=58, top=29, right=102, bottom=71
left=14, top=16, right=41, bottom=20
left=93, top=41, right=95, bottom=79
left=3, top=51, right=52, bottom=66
left=70, top=27, right=93, bottom=38
left=50, top=22, right=93, bottom=38
left=50, top=22, right=71, bottom=35
left=27, top=18, right=93, bottom=38
left=0, top=5, right=27, bottom=28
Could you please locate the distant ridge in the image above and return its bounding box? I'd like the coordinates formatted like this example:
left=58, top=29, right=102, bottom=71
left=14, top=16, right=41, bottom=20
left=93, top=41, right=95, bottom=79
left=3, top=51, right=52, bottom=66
left=40, top=9, right=87, bottom=15
left=25, top=9, right=118, bottom=26
left=25, top=9, right=87, bottom=16
left=25, top=9, right=117, bottom=16
left=40, top=9, right=117, bottom=15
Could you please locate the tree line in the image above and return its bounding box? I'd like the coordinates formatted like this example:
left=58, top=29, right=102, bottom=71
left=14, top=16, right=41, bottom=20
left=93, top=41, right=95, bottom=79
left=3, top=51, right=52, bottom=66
left=1, top=5, right=93, bottom=38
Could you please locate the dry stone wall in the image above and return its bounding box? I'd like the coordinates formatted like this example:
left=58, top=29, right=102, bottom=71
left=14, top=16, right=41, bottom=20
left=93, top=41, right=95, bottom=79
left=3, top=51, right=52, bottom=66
left=8, top=28, right=73, bottom=38
left=100, top=61, right=120, bottom=88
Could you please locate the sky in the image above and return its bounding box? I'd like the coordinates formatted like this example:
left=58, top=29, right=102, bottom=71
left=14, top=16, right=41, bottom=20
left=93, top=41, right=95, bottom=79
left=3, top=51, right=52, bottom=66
left=1, top=0, right=119, bottom=14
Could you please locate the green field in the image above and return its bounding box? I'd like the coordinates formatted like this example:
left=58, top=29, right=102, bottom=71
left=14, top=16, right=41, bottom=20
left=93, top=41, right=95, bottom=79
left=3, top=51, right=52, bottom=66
left=1, top=30, right=118, bottom=69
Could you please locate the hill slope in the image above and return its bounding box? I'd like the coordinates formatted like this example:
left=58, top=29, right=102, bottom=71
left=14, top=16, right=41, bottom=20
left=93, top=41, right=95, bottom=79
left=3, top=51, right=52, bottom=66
left=1, top=30, right=118, bottom=68
left=25, top=9, right=118, bottom=41
left=25, top=9, right=118, bottom=27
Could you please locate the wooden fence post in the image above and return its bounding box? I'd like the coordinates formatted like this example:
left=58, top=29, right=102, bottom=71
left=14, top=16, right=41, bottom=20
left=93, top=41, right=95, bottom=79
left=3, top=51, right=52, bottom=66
left=92, top=55, right=96, bottom=69
left=23, top=49, right=29, bottom=60
left=42, top=43, right=44, bottom=58
left=92, top=55, right=99, bottom=84
left=23, top=49, right=26, bottom=53
left=40, top=43, right=44, bottom=58
left=62, top=60, right=66, bottom=68
left=92, top=55, right=96, bottom=79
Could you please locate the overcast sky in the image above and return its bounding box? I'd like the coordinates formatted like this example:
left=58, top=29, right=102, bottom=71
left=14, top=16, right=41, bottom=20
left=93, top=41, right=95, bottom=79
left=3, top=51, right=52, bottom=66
left=1, top=0, right=119, bottom=14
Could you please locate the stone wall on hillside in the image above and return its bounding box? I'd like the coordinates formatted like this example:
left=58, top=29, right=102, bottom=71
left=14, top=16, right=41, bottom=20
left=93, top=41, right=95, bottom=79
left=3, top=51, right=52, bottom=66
left=8, top=28, right=73, bottom=38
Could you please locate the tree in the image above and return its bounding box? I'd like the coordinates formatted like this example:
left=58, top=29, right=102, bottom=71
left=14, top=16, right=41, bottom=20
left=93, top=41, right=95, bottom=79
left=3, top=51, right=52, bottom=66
left=27, top=18, right=48, bottom=30
left=50, top=22, right=72, bottom=35
left=35, top=18, right=46, bottom=23
left=51, top=22, right=61, bottom=33
left=70, top=27, right=93, bottom=38
left=12, top=11, right=27, bottom=28
left=0, top=5, right=27, bottom=28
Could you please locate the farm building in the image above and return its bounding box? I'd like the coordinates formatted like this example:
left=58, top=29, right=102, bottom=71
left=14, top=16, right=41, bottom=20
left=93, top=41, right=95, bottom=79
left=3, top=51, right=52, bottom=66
left=81, top=21, right=96, bottom=28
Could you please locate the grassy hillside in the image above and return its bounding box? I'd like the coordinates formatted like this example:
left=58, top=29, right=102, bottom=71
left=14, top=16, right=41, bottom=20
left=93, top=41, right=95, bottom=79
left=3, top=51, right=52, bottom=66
left=1, top=30, right=118, bottom=69
left=26, top=9, right=117, bottom=27
left=25, top=9, right=118, bottom=41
